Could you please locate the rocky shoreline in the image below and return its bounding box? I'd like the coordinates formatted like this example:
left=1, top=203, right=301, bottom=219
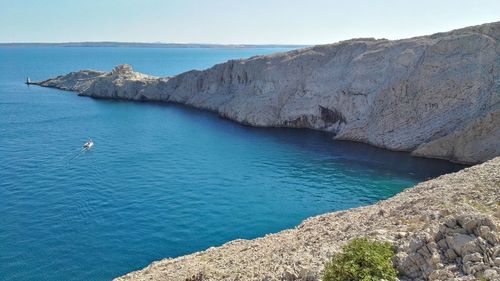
left=114, top=157, right=499, bottom=281
left=33, top=21, right=500, bottom=164
left=31, top=21, right=500, bottom=280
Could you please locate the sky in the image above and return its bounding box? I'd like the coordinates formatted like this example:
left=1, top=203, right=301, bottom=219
left=1, top=0, right=499, bottom=44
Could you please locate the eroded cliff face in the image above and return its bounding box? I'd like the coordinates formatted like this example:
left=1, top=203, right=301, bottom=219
left=35, top=21, right=500, bottom=164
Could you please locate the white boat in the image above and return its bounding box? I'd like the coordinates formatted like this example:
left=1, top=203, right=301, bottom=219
left=83, top=139, right=94, bottom=149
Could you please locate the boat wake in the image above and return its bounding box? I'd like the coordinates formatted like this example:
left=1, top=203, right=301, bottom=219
left=63, top=139, right=94, bottom=163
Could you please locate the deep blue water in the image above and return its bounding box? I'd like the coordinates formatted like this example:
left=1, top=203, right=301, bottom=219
left=0, top=47, right=465, bottom=281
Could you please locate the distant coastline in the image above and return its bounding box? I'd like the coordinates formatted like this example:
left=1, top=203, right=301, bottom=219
left=0, top=42, right=309, bottom=49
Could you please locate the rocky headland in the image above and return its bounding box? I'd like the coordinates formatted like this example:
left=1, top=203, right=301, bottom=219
left=34, top=22, right=500, bottom=164
left=32, top=22, right=500, bottom=280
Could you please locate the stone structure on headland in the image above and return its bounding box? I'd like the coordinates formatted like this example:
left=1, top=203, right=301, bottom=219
left=32, top=21, right=500, bottom=280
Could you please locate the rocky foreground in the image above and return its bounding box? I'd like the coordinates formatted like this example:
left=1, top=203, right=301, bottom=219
left=113, top=157, right=499, bottom=281
left=34, top=21, right=500, bottom=164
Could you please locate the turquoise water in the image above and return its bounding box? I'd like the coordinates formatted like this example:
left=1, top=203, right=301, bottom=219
left=0, top=47, right=465, bottom=281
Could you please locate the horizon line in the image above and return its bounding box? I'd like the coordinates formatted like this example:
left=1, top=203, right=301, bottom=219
left=0, top=41, right=311, bottom=47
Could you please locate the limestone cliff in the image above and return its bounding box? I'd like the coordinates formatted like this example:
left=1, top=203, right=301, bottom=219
left=34, top=21, right=500, bottom=164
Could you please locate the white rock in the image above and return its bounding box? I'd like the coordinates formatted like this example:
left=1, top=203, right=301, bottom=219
left=36, top=21, right=500, bottom=164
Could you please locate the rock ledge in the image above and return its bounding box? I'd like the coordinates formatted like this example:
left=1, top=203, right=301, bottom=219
left=113, top=157, right=499, bottom=281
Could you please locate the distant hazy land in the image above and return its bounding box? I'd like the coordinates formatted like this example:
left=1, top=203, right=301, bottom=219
left=0, top=42, right=309, bottom=48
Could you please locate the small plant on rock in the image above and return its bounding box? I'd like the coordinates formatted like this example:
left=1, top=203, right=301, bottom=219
left=322, top=237, right=397, bottom=281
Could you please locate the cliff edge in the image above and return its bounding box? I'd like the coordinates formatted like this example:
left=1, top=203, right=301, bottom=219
left=34, top=21, right=500, bottom=164
left=114, top=156, right=499, bottom=281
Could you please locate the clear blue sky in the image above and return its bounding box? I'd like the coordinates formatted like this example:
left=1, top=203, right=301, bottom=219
left=1, top=0, right=499, bottom=44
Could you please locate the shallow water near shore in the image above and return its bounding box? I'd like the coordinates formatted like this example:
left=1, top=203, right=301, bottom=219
left=0, top=47, right=466, bottom=281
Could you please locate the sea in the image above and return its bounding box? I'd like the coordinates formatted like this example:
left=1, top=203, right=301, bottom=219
left=0, top=47, right=466, bottom=281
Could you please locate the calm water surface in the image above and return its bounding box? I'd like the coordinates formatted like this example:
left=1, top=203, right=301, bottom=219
left=0, top=47, right=465, bottom=281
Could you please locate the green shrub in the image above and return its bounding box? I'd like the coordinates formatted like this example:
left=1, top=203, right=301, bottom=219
left=322, top=238, right=397, bottom=281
